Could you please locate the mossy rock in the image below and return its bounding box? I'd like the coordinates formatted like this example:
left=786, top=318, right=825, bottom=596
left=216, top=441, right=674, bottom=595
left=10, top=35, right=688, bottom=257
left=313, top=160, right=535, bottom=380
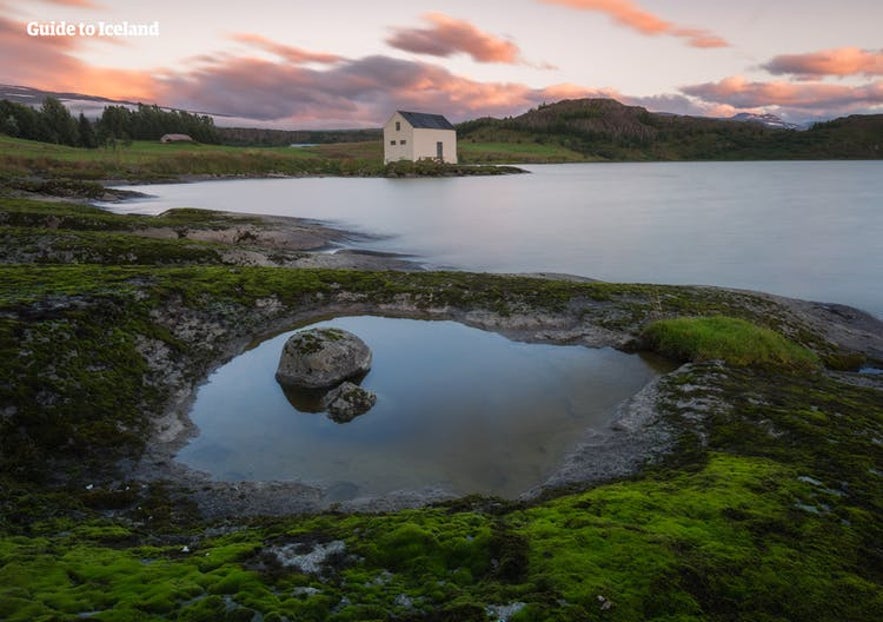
left=275, top=328, right=372, bottom=390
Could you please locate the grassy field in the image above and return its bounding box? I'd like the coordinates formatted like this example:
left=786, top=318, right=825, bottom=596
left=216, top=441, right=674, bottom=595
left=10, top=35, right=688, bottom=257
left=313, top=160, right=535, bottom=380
left=0, top=133, right=585, bottom=184
left=0, top=135, right=372, bottom=181
left=457, top=139, right=587, bottom=163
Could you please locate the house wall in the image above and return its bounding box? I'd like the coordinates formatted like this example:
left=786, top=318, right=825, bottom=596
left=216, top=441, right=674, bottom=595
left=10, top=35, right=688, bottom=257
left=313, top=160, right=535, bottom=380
left=383, top=112, right=458, bottom=164
left=412, top=128, right=458, bottom=164
left=383, top=112, right=415, bottom=163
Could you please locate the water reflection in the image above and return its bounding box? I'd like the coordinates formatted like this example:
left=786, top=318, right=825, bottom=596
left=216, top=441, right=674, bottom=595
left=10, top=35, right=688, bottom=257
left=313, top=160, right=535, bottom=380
left=176, top=316, right=666, bottom=498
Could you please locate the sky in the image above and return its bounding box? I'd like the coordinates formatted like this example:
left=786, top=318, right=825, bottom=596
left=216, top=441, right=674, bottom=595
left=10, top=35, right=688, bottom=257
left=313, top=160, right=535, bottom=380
left=2, top=0, right=881, bottom=128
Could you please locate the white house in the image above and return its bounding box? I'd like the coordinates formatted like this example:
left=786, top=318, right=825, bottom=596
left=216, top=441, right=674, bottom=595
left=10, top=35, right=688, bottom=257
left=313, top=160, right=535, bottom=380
left=383, top=111, right=458, bottom=164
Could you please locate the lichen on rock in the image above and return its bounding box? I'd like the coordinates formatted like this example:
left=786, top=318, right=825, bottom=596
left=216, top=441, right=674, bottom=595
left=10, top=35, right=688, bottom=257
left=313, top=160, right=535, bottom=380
left=275, top=327, right=372, bottom=390
left=322, top=381, right=377, bottom=422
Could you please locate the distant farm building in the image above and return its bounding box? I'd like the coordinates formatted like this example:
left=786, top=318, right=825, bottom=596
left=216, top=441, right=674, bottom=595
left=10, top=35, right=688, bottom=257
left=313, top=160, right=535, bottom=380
left=383, top=111, right=457, bottom=164
left=160, top=133, right=193, bottom=143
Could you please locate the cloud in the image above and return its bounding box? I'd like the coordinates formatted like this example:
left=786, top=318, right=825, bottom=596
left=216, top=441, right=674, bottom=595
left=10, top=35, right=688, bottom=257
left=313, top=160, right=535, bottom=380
left=159, top=49, right=726, bottom=129
left=763, top=47, right=883, bottom=79
left=39, top=0, right=103, bottom=7
left=230, top=33, right=343, bottom=65
left=5, top=19, right=877, bottom=130
left=162, top=53, right=543, bottom=126
left=540, top=0, right=729, bottom=48
left=0, top=15, right=157, bottom=101
left=386, top=12, right=527, bottom=64
left=681, top=75, right=883, bottom=119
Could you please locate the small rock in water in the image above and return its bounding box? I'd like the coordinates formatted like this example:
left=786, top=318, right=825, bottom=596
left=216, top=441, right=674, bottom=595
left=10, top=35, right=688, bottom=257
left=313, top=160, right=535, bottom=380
left=322, top=382, right=377, bottom=423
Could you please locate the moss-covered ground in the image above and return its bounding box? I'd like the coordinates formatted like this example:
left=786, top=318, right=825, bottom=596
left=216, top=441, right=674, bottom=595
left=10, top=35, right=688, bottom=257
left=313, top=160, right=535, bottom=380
left=1, top=196, right=881, bottom=620
left=641, top=316, right=821, bottom=371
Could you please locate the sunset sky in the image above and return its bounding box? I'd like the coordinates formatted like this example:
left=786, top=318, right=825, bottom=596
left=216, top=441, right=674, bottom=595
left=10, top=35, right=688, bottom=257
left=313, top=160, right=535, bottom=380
left=2, top=0, right=881, bottom=128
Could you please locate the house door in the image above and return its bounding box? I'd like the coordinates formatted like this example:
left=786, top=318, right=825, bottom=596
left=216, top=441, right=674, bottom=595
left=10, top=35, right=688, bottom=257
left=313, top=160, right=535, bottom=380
left=436, top=141, right=443, bottom=161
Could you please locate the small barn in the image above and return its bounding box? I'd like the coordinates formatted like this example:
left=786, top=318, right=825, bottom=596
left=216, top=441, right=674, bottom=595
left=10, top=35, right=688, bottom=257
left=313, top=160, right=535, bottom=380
left=160, top=133, right=193, bottom=143
left=383, top=111, right=457, bottom=164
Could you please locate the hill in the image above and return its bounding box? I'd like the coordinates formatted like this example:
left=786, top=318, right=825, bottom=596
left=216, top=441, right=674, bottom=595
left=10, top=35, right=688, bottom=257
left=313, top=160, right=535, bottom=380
left=457, top=98, right=883, bottom=161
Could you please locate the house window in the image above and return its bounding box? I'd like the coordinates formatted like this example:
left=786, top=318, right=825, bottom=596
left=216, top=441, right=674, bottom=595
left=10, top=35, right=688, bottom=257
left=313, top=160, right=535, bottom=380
left=395, top=121, right=401, bottom=131
left=390, top=140, right=396, bottom=145
left=400, top=140, right=407, bottom=145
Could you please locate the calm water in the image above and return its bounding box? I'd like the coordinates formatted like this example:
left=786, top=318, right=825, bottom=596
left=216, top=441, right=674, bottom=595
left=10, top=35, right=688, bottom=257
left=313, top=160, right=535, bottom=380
left=176, top=316, right=664, bottom=498
left=107, top=161, right=883, bottom=319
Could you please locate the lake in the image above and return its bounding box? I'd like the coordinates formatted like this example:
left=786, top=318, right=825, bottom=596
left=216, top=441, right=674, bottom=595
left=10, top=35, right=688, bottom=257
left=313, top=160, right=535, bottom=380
left=175, top=316, right=666, bottom=499
left=107, top=161, right=883, bottom=319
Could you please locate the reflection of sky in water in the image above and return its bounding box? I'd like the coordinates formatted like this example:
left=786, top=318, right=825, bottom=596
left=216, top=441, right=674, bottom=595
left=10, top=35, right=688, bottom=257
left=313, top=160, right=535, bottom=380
left=176, top=316, right=663, bottom=498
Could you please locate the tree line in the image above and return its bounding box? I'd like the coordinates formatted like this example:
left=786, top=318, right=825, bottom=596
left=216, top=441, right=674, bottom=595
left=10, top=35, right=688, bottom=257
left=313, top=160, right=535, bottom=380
left=0, top=97, right=219, bottom=148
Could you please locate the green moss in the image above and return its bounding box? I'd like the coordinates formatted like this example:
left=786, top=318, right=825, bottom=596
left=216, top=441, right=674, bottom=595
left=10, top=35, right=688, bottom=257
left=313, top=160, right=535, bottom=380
left=642, top=315, right=821, bottom=371
left=517, top=453, right=881, bottom=620
left=2, top=449, right=880, bottom=620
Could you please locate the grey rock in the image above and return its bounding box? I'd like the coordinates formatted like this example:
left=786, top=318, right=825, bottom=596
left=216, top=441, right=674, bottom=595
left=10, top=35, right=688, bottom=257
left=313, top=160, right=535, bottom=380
left=323, top=381, right=377, bottom=422
left=275, top=328, right=371, bottom=390
left=268, top=539, right=347, bottom=575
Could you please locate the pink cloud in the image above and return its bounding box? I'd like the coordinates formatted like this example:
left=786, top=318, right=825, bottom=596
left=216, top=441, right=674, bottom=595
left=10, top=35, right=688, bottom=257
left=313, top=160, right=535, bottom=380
left=540, top=0, right=729, bottom=48
left=681, top=75, right=883, bottom=119
left=39, top=0, right=103, bottom=7
left=763, top=47, right=883, bottom=79
left=230, top=33, right=343, bottom=65
left=0, top=16, right=157, bottom=100
left=162, top=54, right=542, bottom=126
left=386, top=13, right=524, bottom=64
left=4, top=20, right=878, bottom=130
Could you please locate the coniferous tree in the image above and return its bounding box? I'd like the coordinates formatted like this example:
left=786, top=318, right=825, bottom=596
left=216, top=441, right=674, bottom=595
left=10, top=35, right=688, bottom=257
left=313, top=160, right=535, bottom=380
left=77, top=112, right=97, bottom=148
left=40, top=96, right=78, bottom=145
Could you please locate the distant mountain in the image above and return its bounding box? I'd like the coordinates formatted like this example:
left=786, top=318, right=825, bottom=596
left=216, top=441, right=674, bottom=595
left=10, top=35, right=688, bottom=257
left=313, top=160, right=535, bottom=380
left=728, top=112, right=801, bottom=130
left=0, top=83, right=232, bottom=123
left=457, top=98, right=883, bottom=161
left=0, top=84, right=134, bottom=107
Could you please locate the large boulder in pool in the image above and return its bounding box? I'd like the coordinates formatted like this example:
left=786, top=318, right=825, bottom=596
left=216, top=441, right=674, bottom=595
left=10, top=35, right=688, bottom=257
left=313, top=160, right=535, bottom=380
left=275, top=327, right=372, bottom=390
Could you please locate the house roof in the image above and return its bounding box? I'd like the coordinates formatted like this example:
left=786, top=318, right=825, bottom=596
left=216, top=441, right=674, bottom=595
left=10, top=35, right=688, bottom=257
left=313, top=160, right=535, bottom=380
left=397, top=111, right=456, bottom=131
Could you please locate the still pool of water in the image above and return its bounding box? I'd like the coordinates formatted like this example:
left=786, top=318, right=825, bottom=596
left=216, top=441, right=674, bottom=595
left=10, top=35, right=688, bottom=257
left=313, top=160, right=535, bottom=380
left=176, top=316, right=666, bottom=499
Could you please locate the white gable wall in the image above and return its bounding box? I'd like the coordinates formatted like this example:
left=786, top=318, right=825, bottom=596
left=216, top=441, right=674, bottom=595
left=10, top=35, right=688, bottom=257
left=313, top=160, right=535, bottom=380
left=383, top=112, right=414, bottom=163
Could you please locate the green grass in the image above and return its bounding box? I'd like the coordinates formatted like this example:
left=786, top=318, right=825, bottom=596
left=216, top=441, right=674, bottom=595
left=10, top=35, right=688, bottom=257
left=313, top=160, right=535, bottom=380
left=0, top=135, right=375, bottom=181
left=642, top=316, right=821, bottom=371
left=458, top=139, right=588, bottom=163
